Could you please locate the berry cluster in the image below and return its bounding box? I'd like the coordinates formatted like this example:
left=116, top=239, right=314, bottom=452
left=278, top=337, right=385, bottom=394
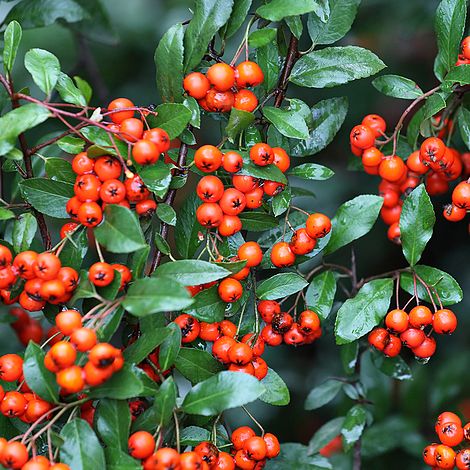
left=87, top=261, right=132, bottom=289
left=0, top=247, right=79, bottom=311
left=349, top=114, right=469, bottom=242
left=271, top=213, right=331, bottom=267
left=44, top=309, right=123, bottom=393
left=194, top=143, right=290, bottom=236
left=456, top=35, right=470, bottom=65
left=9, top=306, right=44, bottom=346
left=183, top=61, right=264, bottom=113
left=368, top=305, right=457, bottom=360
left=423, top=411, right=470, bottom=469
left=0, top=439, right=70, bottom=469
left=259, top=302, right=322, bottom=347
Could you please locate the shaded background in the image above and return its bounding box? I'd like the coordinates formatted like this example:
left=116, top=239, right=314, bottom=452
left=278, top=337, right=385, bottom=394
left=0, top=1, right=468, bottom=468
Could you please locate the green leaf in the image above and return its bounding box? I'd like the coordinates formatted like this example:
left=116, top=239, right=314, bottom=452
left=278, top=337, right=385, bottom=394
left=226, top=108, right=255, bottom=143
left=289, top=163, right=334, bottom=180
left=458, top=106, right=470, bottom=150
left=335, top=278, right=393, bottom=344
left=57, top=136, right=85, bottom=154
left=155, top=23, right=184, bottom=103
left=154, top=260, right=231, bottom=286
left=421, top=92, right=447, bottom=121
left=0, top=104, right=51, bottom=156
left=23, top=342, right=59, bottom=403
left=73, top=76, right=92, bottom=104
left=400, top=265, right=463, bottom=306
left=19, top=178, right=74, bottom=218
left=238, top=212, right=278, bottom=231
left=180, top=426, right=211, bottom=446
left=138, top=160, right=172, bottom=198
left=239, top=160, right=287, bottom=184
left=156, top=203, right=177, bottom=226
left=175, top=348, right=224, bottom=384
left=185, top=285, right=227, bottom=322
left=24, top=48, right=61, bottom=96
left=267, top=443, right=332, bottom=469
left=133, top=377, right=177, bottom=432
left=3, top=21, right=22, bottom=73
left=45, top=157, right=75, bottom=183
left=305, top=379, right=343, bottom=410
left=272, top=187, right=291, bottom=217
left=60, top=419, right=106, bottom=470
left=175, top=193, right=202, bottom=258
left=444, top=64, right=470, bottom=86
left=97, top=306, right=124, bottom=343
left=248, top=28, right=277, bottom=48
left=94, top=205, right=147, bottom=253
left=305, top=271, right=336, bottom=320
left=155, top=232, right=171, bottom=256
left=308, top=417, right=345, bottom=454
left=260, top=368, right=290, bottom=406
left=290, top=46, right=386, bottom=88
left=95, top=399, right=131, bottom=451
left=104, top=448, right=141, bottom=470
left=5, top=0, right=86, bottom=29
left=223, top=0, right=252, bottom=39
left=263, top=106, right=309, bottom=140
left=0, top=208, right=14, bottom=221
left=70, top=269, right=97, bottom=303
left=399, top=185, right=435, bottom=267
left=324, top=194, right=383, bottom=255
left=307, top=0, right=360, bottom=46
left=257, top=0, right=322, bottom=21
left=340, top=342, right=359, bottom=376
left=123, top=277, right=193, bottom=316
left=372, top=74, right=423, bottom=99
left=55, top=72, right=87, bottom=106
left=257, top=273, right=308, bottom=300
left=159, top=323, right=181, bottom=371
left=147, top=104, right=191, bottom=139
left=434, top=0, right=467, bottom=80
left=123, top=328, right=168, bottom=364
left=256, top=43, right=281, bottom=94
left=341, top=405, right=367, bottom=451
left=182, top=371, right=264, bottom=416
left=291, top=97, right=348, bottom=157
left=12, top=213, right=37, bottom=253
left=369, top=349, right=412, bottom=381
left=285, top=16, right=303, bottom=40
left=184, top=0, right=234, bottom=72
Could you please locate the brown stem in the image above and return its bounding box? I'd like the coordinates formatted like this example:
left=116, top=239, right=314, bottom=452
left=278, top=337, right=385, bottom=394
left=353, top=439, right=362, bottom=470
left=274, top=35, right=299, bottom=108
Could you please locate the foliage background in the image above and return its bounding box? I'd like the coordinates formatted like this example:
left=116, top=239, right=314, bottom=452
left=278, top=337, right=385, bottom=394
left=0, top=0, right=468, bottom=468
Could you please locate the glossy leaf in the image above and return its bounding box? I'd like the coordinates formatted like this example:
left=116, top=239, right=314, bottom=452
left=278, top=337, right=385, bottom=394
left=340, top=342, right=359, bottom=376
left=223, top=0, right=252, bottom=39
left=257, top=0, right=322, bottom=21
left=308, top=417, right=345, bottom=454
left=272, top=187, right=291, bottom=217
left=94, top=205, right=147, bottom=253
left=55, top=72, right=87, bottom=106
left=24, top=48, right=61, bottom=96
left=288, top=163, right=334, bottom=180
left=57, top=136, right=85, bottom=154
left=305, top=271, right=337, bottom=319
left=147, top=103, right=191, bottom=139
left=12, top=213, right=37, bottom=253
left=335, top=278, right=394, bottom=344
left=238, top=212, right=279, bottom=231
left=290, top=46, right=385, bottom=88
left=372, top=74, right=423, bottom=99
left=182, top=371, right=265, bottom=416
left=180, top=426, right=211, bottom=446
left=444, top=64, right=470, bottom=86
left=324, top=195, right=383, bottom=255
left=226, top=108, right=255, bottom=142
left=95, top=399, right=131, bottom=450
left=3, top=21, right=22, bottom=73
left=260, top=368, right=290, bottom=406
left=248, top=28, right=277, bottom=48
left=305, top=379, right=343, bottom=410
left=341, top=405, right=367, bottom=451
left=123, top=328, right=168, bottom=364
left=239, top=160, right=287, bottom=184
left=45, top=157, right=75, bottom=183
left=157, top=203, right=177, bottom=226
left=458, top=106, right=470, bottom=150
left=185, top=285, right=226, bottom=322
left=257, top=273, right=308, bottom=300
left=263, top=106, right=309, bottom=140
left=154, top=260, right=231, bottom=286
left=266, top=443, right=332, bottom=469
left=175, top=348, right=224, bottom=384
left=370, top=349, right=412, bottom=381
left=256, top=43, right=281, bottom=94
left=175, top=192, right=202, bottom=258
left=104, top=448, right=140, bottom=470
left=138, top=160, right=172, bottom=198
left=399, top=185, right=435, bottom=266
left=159, top=323, right=181, bottom=371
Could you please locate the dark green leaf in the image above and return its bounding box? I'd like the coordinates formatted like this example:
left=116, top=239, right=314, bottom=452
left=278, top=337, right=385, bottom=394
left=257, top=273, right=308, bottom=300
left=421, top=92, right=447, bottom=121
left=123, top=328, right=168, bottom=364
left=155, top=23, right=184, bottom=103
left=147, top=103, right=191, bottom=139
left=305, top=271, right=336, bottom=319
left=307, top=0, right=360, bottom=46
left=238, top=212, right=278, bottom=231
left=154, top=260, right=231, bottom=286
left=406, top=107, right=425, bottom=149
left=157, top=203, right=177, bottom=226
left=57, top=136, right=85, bottom=154
left=24, top=48, right=61, bottom=96
left=285, top=16, right=303, bottom=40
left=257, top=0, right=323, bottom=21
left=0, top=104, right=51, bottom=156
left=60, top=419, right=106, bottom=470
left=104, top=448, right=141, bottom=470
left=372, top=74, right=423, bottom=99
left=444, top=64, right=470, bottom=85
left=341, top=405, right=367, bottom=451
left=260, top=368, right=290, bottom=406
left=97, top=306, right=124, bottom=343
left=70, top=269, right=97, bottom=303
left=19, top=178, right=73, bottom=218
left=226, top=108, right=255, bottom=143
left=291, top=97, right=348, bottom=157
left=13, top=213, right=37, bottom=253
left=305, top=379, right=343, bottom=410
left=434, top=0, right=467, bottom=80
left=55, top=72, right=87, bottom=106
left=184, top=0, right=234, bottom=72
left=155, top=233, right=171, bottom=256
left=289, top=163, right=334, bottom=180
left=23, top=342, right=59, bottom=403
left=123, top=277, right=193, bottom=316
left=182, top=371, right=265, bottom=416
left=370, top=349, right=412, bottom=381
left=335, top=278, right=394, bottom=344
left=138, top=160, right=172, bottom=198
left=290, top=46, right=385, bottom=88
left=256, top=43, right=281, bottom=93
left=94, top=205, right=147, bottom=253
left=248, top=28, right=277, bottom=48
left=340, top=342, right=359, bottom=376
left=183, top=97, right=201, bottom=128
left=223, top=0, right=252, bottom=39
left=159, top=323, right=181, bottom=371
left=45, top=157, right=75, bottom=183
left=128, top=245, right=150, bottom=279
left=308, top=417, right=345, bottom=454
left=3, top=21, right=22, bottom=73
left=185, top=285, right=227, bottom=322
left=95, top=399, right=131, bottom=450
left=73, top=76, right=92, bottom=103
left=399, top=185, right=435, bottom=266
left=263, top=106, right=309, bottom=140
left=458, top=106, right=470, bottom=150
left=324, top=194, right=383, bottom=255
left=239, top=160, right=287, bottom=184
left=175, top=348, right=224, bottom=384
left=272, top=187, right=291, bottom=217
left=175, top=193, right=202, bottom=258
left=267, top=443, right=332, bottom=469
left=400, top=265, right=463, bottom=306
left=180, top=426, right=211, bottom=446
